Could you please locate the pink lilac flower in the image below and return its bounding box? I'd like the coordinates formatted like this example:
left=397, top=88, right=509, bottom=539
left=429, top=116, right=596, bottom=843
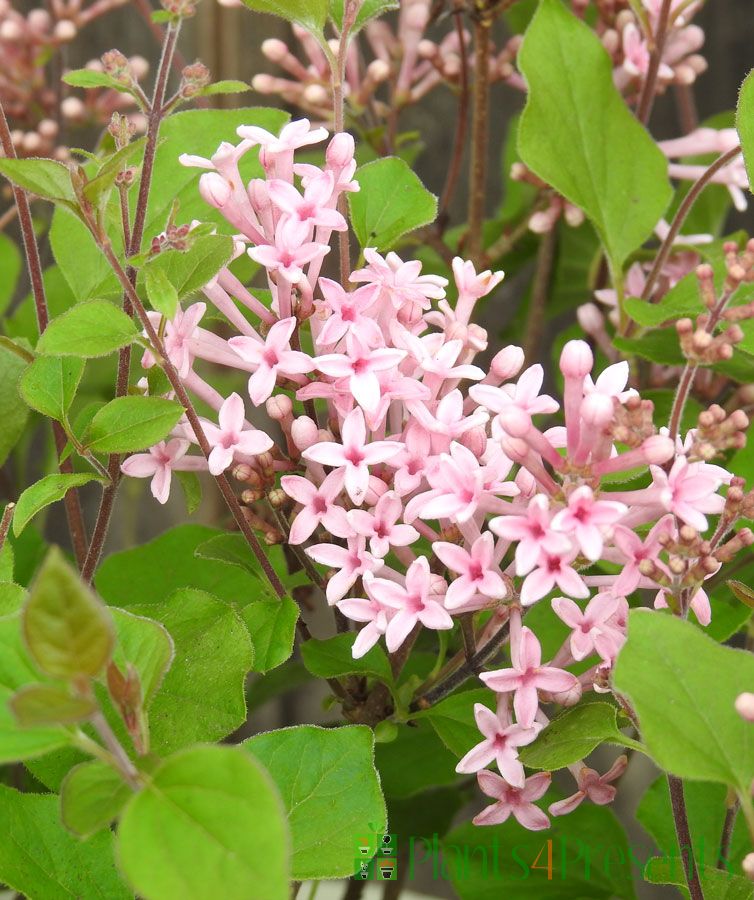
left=480, top=626, right=578, bottom=726
left=350, top=248, right=448, bottom=312
left=229, top=317, right=313, bottom=406
left=315, top=335, right=406, bottom=414
left=248, top=233, right=330, bottom=285
left=490, top=496, right=571, bottom=575
left=551, top=486, right=627, bottom=561
left=434, top=532, right=508, bottom=609
left=520, top=549, right=589, bottom=606
left=302, top=407, right=403, bottom=504
left=237, top=118, right=329, bottom=154
left=306, top=535, right=383, bottom=604
left=347, top=490, right=419, bottom=558
left=316, top=279, right=381, bottom=346
left=366, top=556, right=453, bottom=652
left=120, top=438, right=206, bottom=504
left=549, top=756, right=628, bottom=817
left=266, top=170, right=347, bottom=243
left=456, top=699, right=542, bottom=787
left=337, top=594, right=390, bottom=659
left=281, top=469, right=353, bottom=544
left=200, top=392, right=274, bottom=475
left=473, top=770, right=551, bottom=829
left=649, top=457, right=729, bottom=532
left=611, top=516, right=675, bottom=595
left=551, top=593, right=625, bottom=662
left=141, top=303, right=206, bottom=378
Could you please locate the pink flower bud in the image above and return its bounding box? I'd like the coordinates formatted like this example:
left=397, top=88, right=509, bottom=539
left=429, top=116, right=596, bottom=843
left=735, top=692, right=754, bottom=722
left=262, top=38, right=288, bottom=62
left=130, top=55, right=150, bottom=80
left=291, top=416, right=319, bottom=450
left=546, top=680, right=583, bottom=707
left=491, top=345, right=525, bottom=381
left=364, top=475, right=389, bottom=506
left=326, top=132, right=355, bottom=169
left=251, top=74, right=276, bottom=94
left=743, top=853, right=754, bottom=881
left=54, top=18, right=77, bottom=40
left=560, top=340, right=593, bottom=378
left=266, top=394, right=293, bottom=421
left=460, top=425, right=487, bottom=457
left=366, top=59, right=391, bottom=83
left=497, top=405, right=531, bottom=439
left=641, top=434, right=675, bottom=465
left=581, top=392, right=614, bottom=427
left=199, top=172, right=232, bottom=208
left=27, top=9, right=51, bottom=32
left=577, top=302, right=604, bottom=335
left=247, top=178, right=271, bottom=213
left=38, top=119, right=58, bottom=139
left=303, top=84, right=329, bottom=107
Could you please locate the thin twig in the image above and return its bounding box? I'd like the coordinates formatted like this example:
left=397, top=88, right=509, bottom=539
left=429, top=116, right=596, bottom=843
left=437, top=4, right=469, bottom=233
left=466, top=14, right=492, bottom=266
left=640, top=146, right=742, bottom=305
left=0, top=103, right=89, bottom=569
left=635, top=0, right=673, bottom=125
left=91, top=711, right=140, bottom=790
left=330, top=10, right=356, bottom=285
left=410, top=620, right=510, bottom=710
left=82, top=22, right=181, bottom=584
left=84, top=226, right=288, bottom=601
left=718, top=798, right=739, bottom=870
left=667, top=774, right=705, bottom=900
left=0, top=502, right=14, bottom=554
left=524, top=228, right=556, bottom=360
left=0, top=205, right=17, bottom=232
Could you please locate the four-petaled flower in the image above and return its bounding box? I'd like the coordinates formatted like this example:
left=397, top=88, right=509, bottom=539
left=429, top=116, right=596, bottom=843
left=481, top=627, right=579, bottom=727
left=347, top=490, right=419, bottom=558
left=549, top=757, right=628, bottom=817
left=456, top=700, right=541, bottom=787
left=120, top=438, right=206, bottom=504
left=201, top=392, right=274, bottom=475
left=434, top=532, right=508, bottom=609
left=551, top=593, right=625, bottom=662
left=281, top=469, right=353, bottom=544
left=473, top=771, right=552, bottom=829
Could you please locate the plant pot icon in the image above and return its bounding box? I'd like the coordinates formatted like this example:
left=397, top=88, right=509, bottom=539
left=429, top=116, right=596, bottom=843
left=380, top=833, right=395, bottom=856
left=377, top=858, right=397, bottom=880
left=356, top=836, right=373, bottom=856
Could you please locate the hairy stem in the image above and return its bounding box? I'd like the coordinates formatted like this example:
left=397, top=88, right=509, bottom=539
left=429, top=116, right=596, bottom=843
left=668, top=774, right=705, bottom=900
left=0, top=502, right=14, bottom=554
left=524, top=228, right=557, bottom=360
left=411, top=620, right=510, bottom=710
left=466, top=14, right=492, bottom=266
left=640, top=146, right=742, bottom=304
left=635, top=0, right=673, bottom=125
left=87, top=226, right=288, bottom=600
left=718, top=798, right=739, bottom=869
left=91, top=711, right=141, bottom=790
left=82, top=22, right=181, bottom=583
left=437, top=5, right=469, bottom=233
left=0, top=103, right=88, bottom=569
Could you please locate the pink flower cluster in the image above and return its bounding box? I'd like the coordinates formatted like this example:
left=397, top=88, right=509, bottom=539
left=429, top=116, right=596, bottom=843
left=122, top=118, right=742, bottom=831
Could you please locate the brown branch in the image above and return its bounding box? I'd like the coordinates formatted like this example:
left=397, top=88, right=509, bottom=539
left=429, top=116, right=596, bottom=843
left=82, top=22, right=181, bottom=584
left=524, top=227, right=556, bottom=360
left=85, top=225, right=288, bottom=600
left=0, top=103, right=88, bottom=569
left=437, top=5, right=469, bottom=233
left=635, top=0, right=673, bottom=126
left=668, top=774, right=705, bottom=900
left=0, top=502, right=14, bottom=554
left=466, top=14, right=492, bottom=266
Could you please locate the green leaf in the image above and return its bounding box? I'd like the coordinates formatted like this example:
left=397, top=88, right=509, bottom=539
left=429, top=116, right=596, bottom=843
left=729, top=580, right=754, bottom=609
left=60, top=760, right=133, bottom=838
left=348, top=157, right=437, bottom=250
left=0, top=343, right=30, bottom=467
left=445, top=802, right=636, bottom=899
left=62, top=68, right=132, bottom=92
left=141, top=233, right=234, bottom=303
left=97, top=524, right=262, bottom=608
left=0, top=232, right=22, bottom=317
left=375, top=720, right=458, bottom=798
left=245, top=724, right=386, bottom=879
left=175, top=470, right=202, bottom=515
left=0, top=784, right=131, bottom=899
left=199, top=80, right=251, bottom=96
left=19, top=355, right=84, bottom=422
left=637, top=777, right=749, bottom=872
left=0, top=614, right=71, bottom=763
left=519, top=701, right=643, bottom=770
left=0, top=157, right=76, bottom=205
left=517, top=0, right=671, bottom=272
left=0, top=583, right=26, bottom=617
left=13, top=474, right=100, bottom=537
left=23, top=547, right=114, bottom=680
left=645, top=857, right=754, bottom=899
left=613, top=611, right=754, bottom=793
left=130, top=589, right=253, bottom=754
left=241, top=597, right=298, bottom=673
left=240, top=0, right=329, bottom=35
left=301, top=632, right=393, bottom=683
left=329, top=0, right=398, bottom=31
left=9, top=683, right=97, bottom=727
left=144, top=265, right=179, bottom=319
left=613, top=329, right=686, bottom=366
left=416, top=688, right=494, bottom=757
left=117, top=744, right=289, bottom=900
left=83, top=396, right=184, bottom=454
left=82, top=138, right=147, bottom=205
left=736, top=69, right=754, bottom=194
left=110, top=608, right=174, bottom=706
left=37, top=299, right=138, bottom=358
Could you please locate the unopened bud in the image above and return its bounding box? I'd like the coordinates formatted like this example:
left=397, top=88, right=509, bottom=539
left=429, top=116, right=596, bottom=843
left=291, top=416, right=319, bottom=450
left=559, top=339, right=593, bottom=378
